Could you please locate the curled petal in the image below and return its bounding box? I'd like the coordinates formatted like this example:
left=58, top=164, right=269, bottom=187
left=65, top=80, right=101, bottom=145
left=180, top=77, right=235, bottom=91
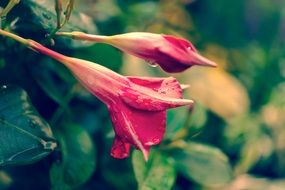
left=108, top=104, right=166, bottom=161
left=111, top=137, right=131, bottom=159
left=120, top=77, right=193, bottom=111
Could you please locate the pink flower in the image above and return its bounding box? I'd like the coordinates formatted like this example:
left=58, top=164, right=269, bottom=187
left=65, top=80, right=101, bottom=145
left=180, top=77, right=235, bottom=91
left=56, top=32, right=217, bottom=73
left=28, top=41, right=194, bottom=160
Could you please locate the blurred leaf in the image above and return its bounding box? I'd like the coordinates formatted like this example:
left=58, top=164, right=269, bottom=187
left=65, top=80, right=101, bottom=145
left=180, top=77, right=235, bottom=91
left=165, top=106, right=189, bottom=140
left=0, top=58, right=5, bottom=69
left=0, top=85, right=57, bottom=167
left=50, top=123, right=96, bottom=190
left=220, top=175, right=285, bottom=190
left=121, top=54, right=155, bottom=76
left=132, top=150, right=176, bottom=190
left=235, top=135, right=273, bottom=175
left=122, top=1, right=158, bottom=31
left=188, top=102, right=207, bottom=130
left=28, top=58, right=75, bottom=105
left=74, top=44, right=123, bottom=71
left=92, top=0, right=121, bottom=22
left=158, top=1, right=195, bottom=31
left=0, top=171, right=12, bottom=190
left=261, top=82, right=285, bottom=176
left=102, top=157, right=136, bottom=190
left=171, top=141, right=233, bottom=186
left=179, top=67, right=249, bottom=120
left=167, top=103, right=208, bottom=142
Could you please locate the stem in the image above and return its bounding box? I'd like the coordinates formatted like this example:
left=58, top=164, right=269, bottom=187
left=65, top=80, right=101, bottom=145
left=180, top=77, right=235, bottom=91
left=55, top=0, right=63, bottom=29
left=48, top=0, right=74, bottom=40
left=0, top=29, right=68, bottom=64
left=0, top=0, right=20, bottom=18
left=62, top=0, right=74, bottom=25
left=0, top=29, right=29, bottom=45
left=56, top=31, right=108, bottom=42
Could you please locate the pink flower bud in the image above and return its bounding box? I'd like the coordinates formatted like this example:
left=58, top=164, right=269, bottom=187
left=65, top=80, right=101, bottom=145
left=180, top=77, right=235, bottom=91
left=28, top=41, right=193, bottom=160
left=57, top=32, right=217, bottom=73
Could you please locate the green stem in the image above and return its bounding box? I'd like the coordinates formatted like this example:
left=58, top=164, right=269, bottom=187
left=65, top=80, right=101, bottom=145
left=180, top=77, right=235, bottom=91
left=62, top=0, right=74, bottom=26
left=55, top=0, right=63, bottom=29
left=47, top=0, right=74, bottom=40
left=0, top=0, right=20, bottom=18
left=0, top=29, right=29, bottom=45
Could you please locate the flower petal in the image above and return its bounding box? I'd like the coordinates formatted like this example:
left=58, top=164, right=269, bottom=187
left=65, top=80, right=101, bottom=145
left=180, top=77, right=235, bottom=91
left=120, top=77, right=193, bottom=111
left=127, top=76, right=183, bottom=98
left=108, top=103, right=166, bottom=161
left=156, top=35, right=217, bottom=72
left=110, top=137, right=131, bottom=159
left=163, top=35, right=198, bottom=52
left=127, top=76, right=166, bottom=91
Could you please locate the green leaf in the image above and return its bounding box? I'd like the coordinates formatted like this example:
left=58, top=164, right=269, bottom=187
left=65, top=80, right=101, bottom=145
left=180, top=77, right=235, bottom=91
left=172, top=141, right=233, bottom=186
left=165, top=106, right=189, bottom=140
left=0, top=85, right=57, bottom=167
left=50, top=123, right=96, bottom=190
left=132, top=150, right=176, bottom=190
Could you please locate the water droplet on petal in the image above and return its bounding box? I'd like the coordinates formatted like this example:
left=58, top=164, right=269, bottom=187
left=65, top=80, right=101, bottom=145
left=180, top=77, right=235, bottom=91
left=147, top=60, right=158, bottom=68
left=187, top=46, right=193, bottom=51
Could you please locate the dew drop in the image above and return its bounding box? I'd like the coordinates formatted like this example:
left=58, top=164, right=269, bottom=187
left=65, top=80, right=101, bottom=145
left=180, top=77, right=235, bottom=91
left=147, top=60, right=158, bottom=68
left=1, top=85, right=7, bottom=89
left=187, top=46, right=193, bottom=51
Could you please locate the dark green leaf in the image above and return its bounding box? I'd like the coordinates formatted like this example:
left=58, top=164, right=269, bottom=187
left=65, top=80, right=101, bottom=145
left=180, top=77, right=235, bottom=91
left=172, top=141, right=233, bottom=186
left=28, top=58, right=75, bottom=105
left=132, top=150, right=176, bottom=190
left=50, top=123, right=96, bottom=190
left=0, top=58, right=5, bottom=69
left=0, top=85, right=57, bottom=167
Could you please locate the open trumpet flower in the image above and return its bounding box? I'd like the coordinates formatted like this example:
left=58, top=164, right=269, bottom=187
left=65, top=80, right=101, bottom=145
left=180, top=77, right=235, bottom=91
left=56, top=32, right=217, bottom=73
left=0, top=29, right=193, bottom=160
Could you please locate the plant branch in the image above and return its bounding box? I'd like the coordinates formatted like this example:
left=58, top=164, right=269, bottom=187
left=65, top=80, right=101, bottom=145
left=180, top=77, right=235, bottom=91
left=0, top=29, right=29, bottom=45
left=48, top=0, right=75, bottom=40
left=55, top=0, right=63, bottom=29
left=0, top=0, right=20, bottom=18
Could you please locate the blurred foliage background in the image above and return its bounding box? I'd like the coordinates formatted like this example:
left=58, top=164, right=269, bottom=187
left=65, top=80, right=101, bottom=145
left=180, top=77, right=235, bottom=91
left=0, top=0, right=285, bottom=189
